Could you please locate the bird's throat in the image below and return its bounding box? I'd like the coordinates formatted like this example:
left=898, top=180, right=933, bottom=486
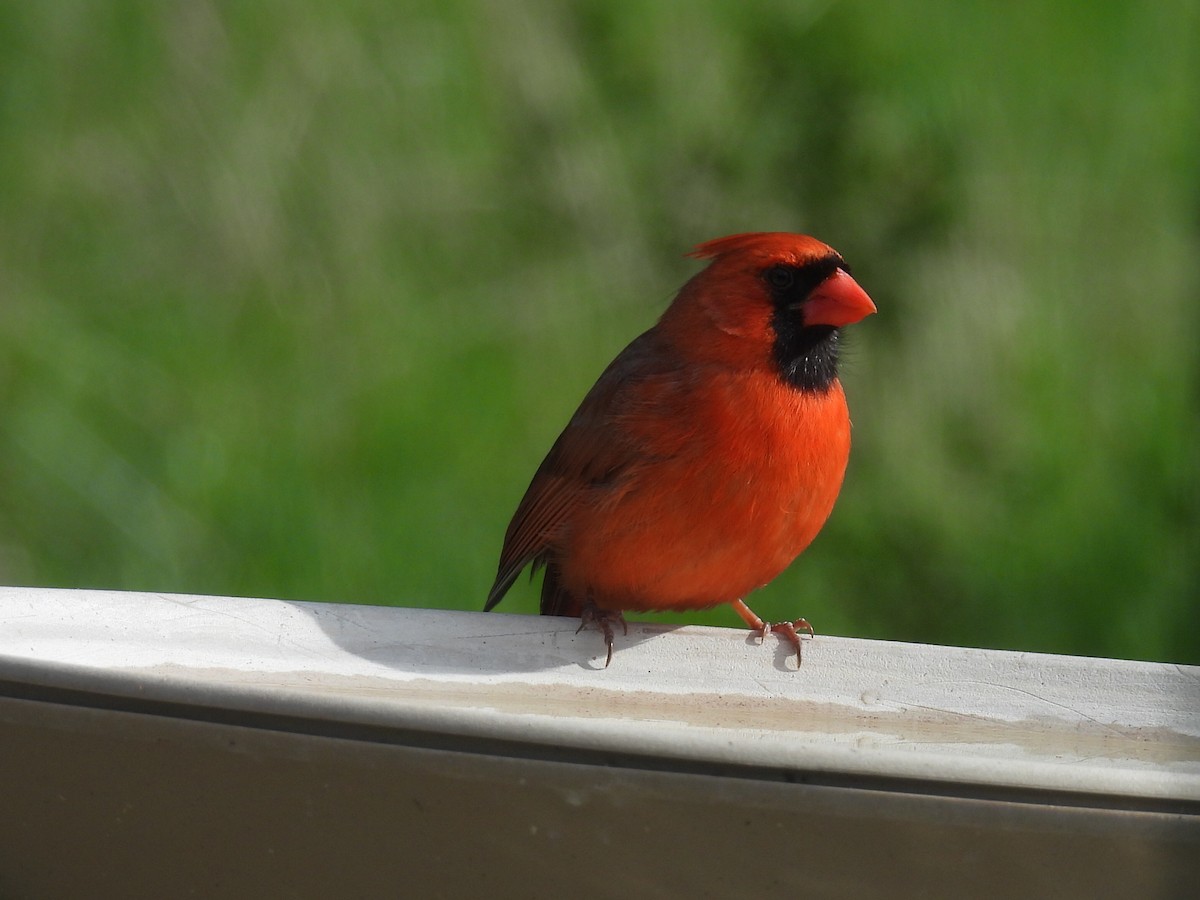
left=772, top=323, right=840, bottom=392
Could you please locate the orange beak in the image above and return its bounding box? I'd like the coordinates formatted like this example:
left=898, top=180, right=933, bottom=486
left=799, top=269, right=877, bottom=328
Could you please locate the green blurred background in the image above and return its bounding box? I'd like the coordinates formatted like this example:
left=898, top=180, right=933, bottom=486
left=1, top=2, right=1196, bottom=664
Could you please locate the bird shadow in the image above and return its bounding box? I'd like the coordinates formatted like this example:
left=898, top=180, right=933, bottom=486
left=283, top=600, right=683, bottom=677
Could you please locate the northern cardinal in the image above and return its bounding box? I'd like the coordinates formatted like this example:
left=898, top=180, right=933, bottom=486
left=486, top=232, right=875, bottom=667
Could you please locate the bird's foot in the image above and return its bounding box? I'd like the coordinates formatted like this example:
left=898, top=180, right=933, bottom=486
left=577, top=602, right=629, bottom=668
left=730, top=599, right=814, bottom=669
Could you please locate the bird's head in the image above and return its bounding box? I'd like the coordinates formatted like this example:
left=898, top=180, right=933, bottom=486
left=664, top=232, right=876, bottom=391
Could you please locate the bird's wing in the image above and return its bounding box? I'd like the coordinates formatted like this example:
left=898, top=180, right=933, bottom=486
left=485, top=329, right=677, bottom=614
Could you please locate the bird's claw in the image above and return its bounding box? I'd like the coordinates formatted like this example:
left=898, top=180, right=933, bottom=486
left=577, top=603, right=628, bottom=667
left=730, top=599, right=814, bottom=668
left=768, top=618, right=815, bottom=668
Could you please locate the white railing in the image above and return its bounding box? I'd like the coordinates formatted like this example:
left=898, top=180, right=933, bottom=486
left=1, top=586, right=1197, bottom=897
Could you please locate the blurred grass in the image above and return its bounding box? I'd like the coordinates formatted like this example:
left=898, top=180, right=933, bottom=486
left=0, top=2, right=1196, bottom=663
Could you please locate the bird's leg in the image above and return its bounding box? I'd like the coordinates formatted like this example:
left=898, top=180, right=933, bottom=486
left=576, top=600, right=629, bottom=668
left=731, top=598, right=772, bottom=645
left=730, top=599, right=814, bottom=668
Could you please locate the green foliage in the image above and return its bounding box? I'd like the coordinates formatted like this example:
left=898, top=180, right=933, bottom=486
left=1, top=2, right=1196, bottom=663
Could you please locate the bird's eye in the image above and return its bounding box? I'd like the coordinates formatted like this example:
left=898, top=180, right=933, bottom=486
left=766, top=266, right=794, bottom=290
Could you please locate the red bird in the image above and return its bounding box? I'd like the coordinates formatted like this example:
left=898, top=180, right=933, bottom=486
left=486, top=232, right=876, bottom=667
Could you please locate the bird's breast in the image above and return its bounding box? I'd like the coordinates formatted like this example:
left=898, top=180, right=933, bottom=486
left=560, top=371, right=852, bottom=611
